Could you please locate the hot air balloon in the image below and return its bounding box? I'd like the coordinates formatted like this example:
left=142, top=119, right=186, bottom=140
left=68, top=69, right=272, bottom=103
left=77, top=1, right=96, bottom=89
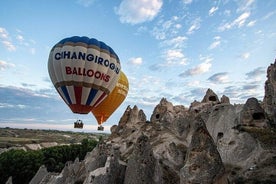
left=92, top=71, right=129, bottom=130
left=48, top=36, right=121, bottom=115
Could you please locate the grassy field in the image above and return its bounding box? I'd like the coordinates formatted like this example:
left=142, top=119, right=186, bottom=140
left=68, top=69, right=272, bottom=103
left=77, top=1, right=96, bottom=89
left=0, top=127, right=109, bottom=148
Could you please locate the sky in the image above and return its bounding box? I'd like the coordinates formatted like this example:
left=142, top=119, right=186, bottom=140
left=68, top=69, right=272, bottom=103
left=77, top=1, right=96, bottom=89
left=0, top=0, right=275, bottom=133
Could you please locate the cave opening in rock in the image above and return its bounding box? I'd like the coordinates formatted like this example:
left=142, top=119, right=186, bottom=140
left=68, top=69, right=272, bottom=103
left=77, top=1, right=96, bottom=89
left=156, top=114, right=160, bottom=119
left=209, top=96, right=217, bottom=101
left=252, top=112, right=265, bottom=120
left=217, top=132, right=224, bottom=139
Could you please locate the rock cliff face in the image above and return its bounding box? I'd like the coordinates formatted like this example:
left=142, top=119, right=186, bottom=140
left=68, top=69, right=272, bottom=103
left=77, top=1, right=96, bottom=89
left=263, top=59, right=276, bottom=127
left=29, top=59, right=276, bottom=184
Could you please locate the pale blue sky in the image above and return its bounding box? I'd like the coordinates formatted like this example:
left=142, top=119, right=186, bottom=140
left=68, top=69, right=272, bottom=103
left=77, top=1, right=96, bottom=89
left=0, top=0, right=275, bottom=132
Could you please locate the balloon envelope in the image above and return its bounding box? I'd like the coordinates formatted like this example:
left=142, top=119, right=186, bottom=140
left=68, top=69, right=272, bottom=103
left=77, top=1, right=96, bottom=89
left=92, top=71, right=129, bottom=125
left=48, top=36, right=121, bottom=114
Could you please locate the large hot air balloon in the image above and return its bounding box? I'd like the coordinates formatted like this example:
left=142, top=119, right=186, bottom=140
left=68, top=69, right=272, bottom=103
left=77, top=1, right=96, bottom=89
left=48, top=36, right=121, bottom=114
left=92, top=71, right=129, bottom=130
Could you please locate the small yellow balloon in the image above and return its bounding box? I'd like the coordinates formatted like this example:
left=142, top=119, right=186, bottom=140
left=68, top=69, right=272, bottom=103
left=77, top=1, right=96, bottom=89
left=92, top=71, right=129, bottom=125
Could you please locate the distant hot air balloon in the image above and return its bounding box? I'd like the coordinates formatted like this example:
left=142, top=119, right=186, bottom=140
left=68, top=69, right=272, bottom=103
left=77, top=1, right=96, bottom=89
left=48, top=36, right=121, bottom=114
left=92, top=71, right=129, bottom=129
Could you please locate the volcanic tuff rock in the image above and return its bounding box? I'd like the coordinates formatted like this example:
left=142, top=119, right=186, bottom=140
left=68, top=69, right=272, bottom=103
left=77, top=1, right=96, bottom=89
left=201, top=88, right=220, bottom=103
left=27, top=59, right=276, bottom=184
left=180, top=117, right=226, bottom=184
left=263, top=59, right=276, bottom=127
left=240, top=97, right=267, bottom=127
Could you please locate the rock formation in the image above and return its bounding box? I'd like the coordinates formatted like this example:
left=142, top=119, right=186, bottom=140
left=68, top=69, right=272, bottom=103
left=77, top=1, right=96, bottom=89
left=221, top=95, right=230, bottom=104
left=263, top=59, right=276, bottom=127
left=240, top=97, right=267, bottom=127
left=180, top=117, right=226, bottom=184
left=23, top=59, right=276, bottom=184
left=124, top=134, right=156, bottom=184
left=201, top=88, right=220, bottom=103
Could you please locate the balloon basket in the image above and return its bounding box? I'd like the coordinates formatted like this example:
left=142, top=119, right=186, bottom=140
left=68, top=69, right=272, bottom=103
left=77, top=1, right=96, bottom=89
left=74, top=120, right=84, bottom=129
left=97, top=125, right=104, bottom=131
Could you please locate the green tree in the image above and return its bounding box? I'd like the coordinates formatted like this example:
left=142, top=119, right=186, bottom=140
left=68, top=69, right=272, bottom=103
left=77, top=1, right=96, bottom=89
left=0, top=138, right=98, bottom=183
left=0, top=149, right=43, bottom=184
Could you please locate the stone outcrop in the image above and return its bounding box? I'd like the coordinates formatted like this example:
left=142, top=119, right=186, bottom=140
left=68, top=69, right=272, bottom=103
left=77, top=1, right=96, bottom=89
left=180, top=117, right=226, bottom=184
left=240, top=97, right=267, bottom=127
left=263, top=59, right=276, bottom=127
left=221, top=95, right=230, bottom=104
left=26, top=59, right=276, bottom=184
left=29, top=165, right=49, bottom=184
left=201, top=88, right=220, bottom=103
left=189, top=88, right=225, bottom=114
left=124, top=135, right=156, bottom=184
left=205, top=103, right=262, bottom=169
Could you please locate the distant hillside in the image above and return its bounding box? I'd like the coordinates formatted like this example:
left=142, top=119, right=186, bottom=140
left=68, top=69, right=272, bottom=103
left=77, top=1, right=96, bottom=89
left=0, top=127, right=108, bottom=153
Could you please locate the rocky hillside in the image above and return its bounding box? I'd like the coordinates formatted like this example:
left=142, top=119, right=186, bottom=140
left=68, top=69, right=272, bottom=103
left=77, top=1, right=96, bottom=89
left=23, top=59, right=276, bottom=184
left=0, top=128, right=106, bottom=154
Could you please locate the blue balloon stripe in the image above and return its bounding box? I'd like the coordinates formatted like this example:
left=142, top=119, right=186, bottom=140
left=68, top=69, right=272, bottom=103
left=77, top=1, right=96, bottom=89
left=61, top=86, right=72, bottom=104
left=55, top=36, right=119, bottom=61
left=86, top=88, right=98, bottom=105
left=88, top=38, right=99, bottom=47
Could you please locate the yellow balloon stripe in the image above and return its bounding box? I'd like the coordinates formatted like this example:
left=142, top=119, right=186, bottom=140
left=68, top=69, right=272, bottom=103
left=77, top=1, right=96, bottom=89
left=92, top=71, right=129, bottom=125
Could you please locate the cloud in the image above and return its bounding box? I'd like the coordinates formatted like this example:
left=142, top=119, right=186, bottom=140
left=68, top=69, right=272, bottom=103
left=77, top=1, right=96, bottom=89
left=182, top=0, right=192, bottom=4
left=0, top=27, right=16, bottom=51
left=209, top=6, right=218, bottom=16
left=247, top=20, right=256, bottom=27
left=187, top=80, right=200, bottom=87
left=190, top=88, right=207, bottom=98
left=115, top=0, right=163, bottom=24
left=16, top=34, right=24, bottom=42
left=0, top=60, right=15, bottom=70
left=0, top=86, right=71, bottom=121
left=179, top=57, right=212, bottom=77
left=1, top=41, right=16, bottom=51
left=223, top=85, right=241, bottom=98
left=149, top=49, right=187, bottom=71
left=187, top=17, right=201, bottom=35
left=240, top=52, right=250, bottom=59
left=236, top=0, right=255, bottom=13
left=171, top=87, right=209, bottom=107
left=222, top=85, right=260, bottom=103
left=218, top=12, right=251, bottom=31
left=164, top=49, right=187, bottom=65
left=0, top=103, right=27, bottom=109
left=208, top=72, right=229, bottom=84
left=0, top=27, right=9, bottom=39
left=245, top=67, right=265, bottom=80
left=262, top=11, right=276, bottom=20
left=1, top=28, right=37, bottom=53
left=152, top=16, right=181, bottom=40
left=242, top=83, right=259, bottom=90
left=208, top=36, right=221, bottom=50
left=129, top=57, right=143, bottom=65
left=164, top=36, right=187, bottom=49
left=234, top=12, right=251, bottom=27
left=224, top=10, right=232, bottom=17
left=166, top=49, right=184, bottom=60
left=149, top=63, right=164, bottom=71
